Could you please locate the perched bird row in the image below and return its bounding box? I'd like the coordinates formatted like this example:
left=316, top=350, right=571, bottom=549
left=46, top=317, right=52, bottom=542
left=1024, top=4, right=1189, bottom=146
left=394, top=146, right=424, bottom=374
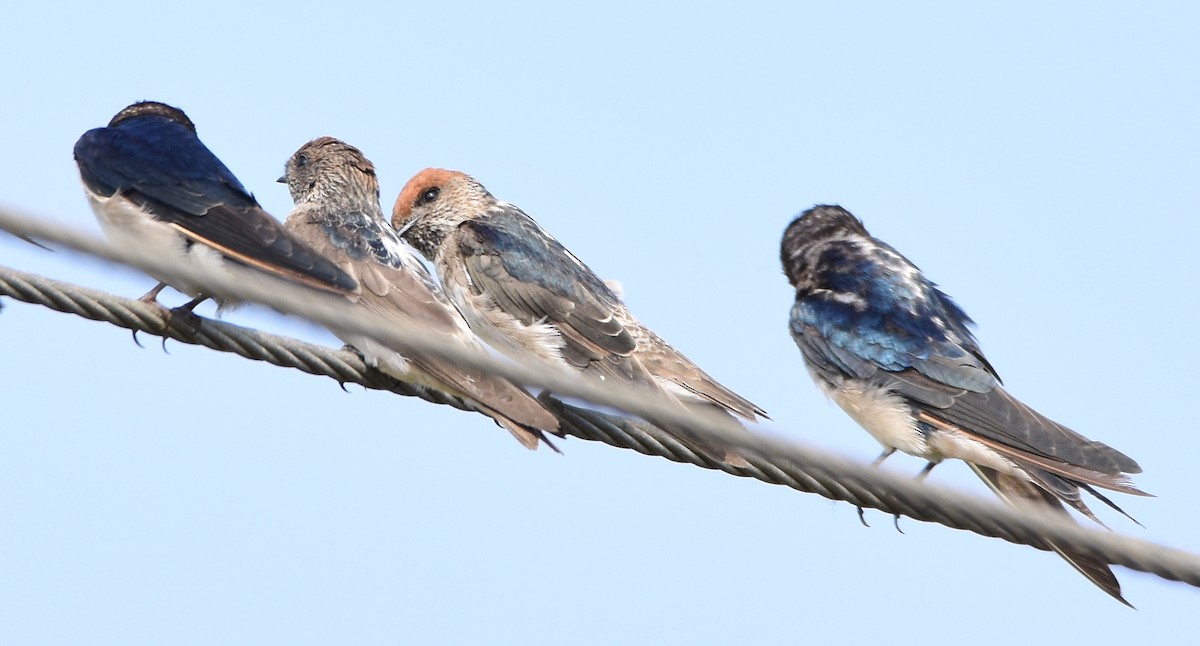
left=72, top=101, right=765, bottom=462
left=72, top=101, right=1146, bottom=605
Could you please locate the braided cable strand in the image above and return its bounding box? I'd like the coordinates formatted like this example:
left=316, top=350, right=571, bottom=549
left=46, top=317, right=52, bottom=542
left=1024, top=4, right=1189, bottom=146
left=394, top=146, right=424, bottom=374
left=0, top=262, right=520, bottom=417
left=2, top=208, right=1200, bottom=592
left=2, top=272, right=1198, bottom=589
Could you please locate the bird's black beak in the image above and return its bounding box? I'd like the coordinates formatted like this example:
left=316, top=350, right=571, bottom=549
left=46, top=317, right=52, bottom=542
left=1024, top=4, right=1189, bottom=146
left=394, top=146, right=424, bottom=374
left=276, top=175, right=287, bottom=184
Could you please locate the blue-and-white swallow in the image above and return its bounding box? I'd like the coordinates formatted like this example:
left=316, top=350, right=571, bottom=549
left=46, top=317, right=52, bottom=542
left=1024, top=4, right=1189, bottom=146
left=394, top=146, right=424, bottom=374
left=780, top=204, right=1148, bottom=605
left=73, top=101, right=356, bottom=308
left=391, top=168, right=766, bottom=463
left=280, top=139, right=561, bottom=450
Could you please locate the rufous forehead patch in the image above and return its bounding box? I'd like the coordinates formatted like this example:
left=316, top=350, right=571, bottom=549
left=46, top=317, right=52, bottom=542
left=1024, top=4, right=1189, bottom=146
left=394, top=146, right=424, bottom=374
left=393, top=168, right=464, bottom=222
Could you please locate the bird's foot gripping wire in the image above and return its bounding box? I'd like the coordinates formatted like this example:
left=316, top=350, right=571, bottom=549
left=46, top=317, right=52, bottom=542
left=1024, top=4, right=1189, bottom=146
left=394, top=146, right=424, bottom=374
left=166, top=300, right=204, bottom=338
left=132, top=290, right=207, bottom=351
left=130, top=282, right=171, bottom=347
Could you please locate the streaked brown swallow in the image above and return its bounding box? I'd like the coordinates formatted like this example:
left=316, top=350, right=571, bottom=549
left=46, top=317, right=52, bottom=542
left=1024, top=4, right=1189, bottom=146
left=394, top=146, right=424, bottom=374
left=280, top=139, right=560, bottom=450
left=391, top=168, right=766, bottom=463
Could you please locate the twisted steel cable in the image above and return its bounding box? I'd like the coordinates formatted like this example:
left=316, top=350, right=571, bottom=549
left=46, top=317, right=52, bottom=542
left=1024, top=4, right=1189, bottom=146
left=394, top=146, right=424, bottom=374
left=3, top=264, right=1200, bottom=589
left=2, top=207, right=1200, bottom=593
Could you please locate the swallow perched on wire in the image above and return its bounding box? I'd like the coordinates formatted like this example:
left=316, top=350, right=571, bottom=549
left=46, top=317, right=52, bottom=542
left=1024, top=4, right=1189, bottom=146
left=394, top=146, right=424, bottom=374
left=280, top=139, right=561, bottom=450
left=780, top=204, right=1148, bottom=605
left=73, top=101, right=356, bottom=309
left=391, top=168, right=766, bottom=463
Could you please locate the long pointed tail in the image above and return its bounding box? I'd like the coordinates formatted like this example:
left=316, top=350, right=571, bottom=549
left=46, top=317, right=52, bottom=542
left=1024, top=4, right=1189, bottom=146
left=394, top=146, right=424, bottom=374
left=968, top=465, right=1132, bottom=607
left=494, top=416, right=561, bottom=453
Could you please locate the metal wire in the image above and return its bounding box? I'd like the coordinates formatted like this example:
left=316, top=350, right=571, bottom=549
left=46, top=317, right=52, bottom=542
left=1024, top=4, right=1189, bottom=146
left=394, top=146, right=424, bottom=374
left=2, top=207, right=1200, bottom=594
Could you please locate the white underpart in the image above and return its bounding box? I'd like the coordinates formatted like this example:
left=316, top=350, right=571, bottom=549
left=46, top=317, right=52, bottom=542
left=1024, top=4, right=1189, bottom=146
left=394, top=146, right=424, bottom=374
left=84, top=187, right=228, bottom=299
left=926, top=428, right=1030, bottom=480
left=815, top=375, right=932, bottom=460
left=603, top=278, right=624, bottom=299
left=438, top=255, right=568, bottom=369
left=345, top=333, right=411, bottom=379
left=814, top=370, right=1031, bottom=479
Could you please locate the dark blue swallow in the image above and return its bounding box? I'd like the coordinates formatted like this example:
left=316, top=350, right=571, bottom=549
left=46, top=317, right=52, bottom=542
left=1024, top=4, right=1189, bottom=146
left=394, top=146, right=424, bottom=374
left=73, top=101, right=356, bottom=306
left=781, top=204, right=1148, bottom=605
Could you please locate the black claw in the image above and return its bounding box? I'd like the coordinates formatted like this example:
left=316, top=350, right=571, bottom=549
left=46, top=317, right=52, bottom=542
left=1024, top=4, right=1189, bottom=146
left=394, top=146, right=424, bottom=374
left=892, top=514, right=904, bottom=534
left=130, top=329, right=145, bottom=348
left=165, top=305, right=203, bottom=337
left=339, top=343, right=367, bottom=361
left=337, top=380, right=351, bottom=393
left=160, top=336, right=171, bottom=354
left=856, top=506, right=870, bottom=528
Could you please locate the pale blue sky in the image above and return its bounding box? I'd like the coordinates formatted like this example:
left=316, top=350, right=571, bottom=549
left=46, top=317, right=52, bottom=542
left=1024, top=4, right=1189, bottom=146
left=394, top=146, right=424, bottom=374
left=1, top=2, right=1197, bottom=643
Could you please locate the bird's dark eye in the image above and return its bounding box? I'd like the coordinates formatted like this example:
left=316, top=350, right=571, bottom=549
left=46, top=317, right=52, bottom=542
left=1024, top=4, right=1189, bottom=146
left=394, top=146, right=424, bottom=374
left=417, top=186, right=440, bottom=206
left=296, top=153, right=309, bottom=168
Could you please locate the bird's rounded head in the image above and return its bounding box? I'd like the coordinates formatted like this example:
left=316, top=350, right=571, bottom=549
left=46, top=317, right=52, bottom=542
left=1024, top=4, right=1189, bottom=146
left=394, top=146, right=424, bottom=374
left=108, top=101, right=196, bottom=132
left=281, top=136, right=378, bottom=206
left=392, top=168, right=468, bottom=226
left=780, top=204, right=866, bottom=287
left=391, top=168, right=495, bottom=260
